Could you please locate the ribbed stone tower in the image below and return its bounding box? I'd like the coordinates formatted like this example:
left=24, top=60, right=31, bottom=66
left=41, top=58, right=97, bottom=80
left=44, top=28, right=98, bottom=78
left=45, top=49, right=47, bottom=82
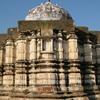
left=24, top=0, right=75, bottom=94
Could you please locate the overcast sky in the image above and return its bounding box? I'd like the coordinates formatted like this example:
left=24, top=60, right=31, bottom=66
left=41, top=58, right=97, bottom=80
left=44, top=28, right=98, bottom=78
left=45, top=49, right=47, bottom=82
left=0, top=0, right=100, bottom=33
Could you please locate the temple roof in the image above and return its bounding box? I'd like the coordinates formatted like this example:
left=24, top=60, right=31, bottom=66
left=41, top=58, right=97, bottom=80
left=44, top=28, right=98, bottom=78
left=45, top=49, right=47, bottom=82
left=25, top=1, right=73, bottom=21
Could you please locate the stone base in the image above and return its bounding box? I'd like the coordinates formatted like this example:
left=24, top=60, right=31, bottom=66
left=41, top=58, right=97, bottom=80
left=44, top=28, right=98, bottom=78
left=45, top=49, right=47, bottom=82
left=0, top=89, right=100, bottom=100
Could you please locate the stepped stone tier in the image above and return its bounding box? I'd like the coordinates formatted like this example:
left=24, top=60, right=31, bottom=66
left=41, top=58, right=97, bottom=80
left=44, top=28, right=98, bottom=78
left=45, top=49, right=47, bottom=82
left=0, top=1, right=100, bottom=100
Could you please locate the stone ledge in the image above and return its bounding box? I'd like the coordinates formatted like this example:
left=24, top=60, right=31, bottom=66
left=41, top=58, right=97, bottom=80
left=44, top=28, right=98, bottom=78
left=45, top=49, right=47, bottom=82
left=0, top=90, right=99, bottom=100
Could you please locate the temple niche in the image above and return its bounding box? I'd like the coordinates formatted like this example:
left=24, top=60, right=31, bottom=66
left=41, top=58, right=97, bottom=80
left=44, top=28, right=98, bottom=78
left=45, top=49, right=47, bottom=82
left=0, top=1, right=100, bottom=100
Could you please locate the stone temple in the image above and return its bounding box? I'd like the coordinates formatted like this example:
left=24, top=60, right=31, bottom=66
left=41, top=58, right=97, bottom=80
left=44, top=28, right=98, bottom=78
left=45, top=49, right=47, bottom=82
left=0, top=0, right=100, bottom=100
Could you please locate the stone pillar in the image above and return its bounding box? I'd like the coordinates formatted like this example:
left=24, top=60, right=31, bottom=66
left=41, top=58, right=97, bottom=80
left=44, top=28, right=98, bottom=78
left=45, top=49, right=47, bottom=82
left=53, top=37, right=57, bottom=59
left=57, top=31, right=66, bottom=93
left=83, top=35, right=97, bottom=91
left=29, top=34, right=37, bottom=61
left=3, top=40, right=15, bottom=90
left=67, top=33, right=83, bottom=93
left=0, top=46, right=4, bottom=66
left=59, top=66, right=67, bottom=93
left=37, top=39, right=40, bottom=59
left=63, top=31, right=68, bottom=60
left=15, top=34, right=27, bottom=90
left=29, top=33, right=37, bottom=91
left=67, top=33, right=78, bottom=60
left=96, top=44, right=100, bottom=89
left=58, top=31, right=63, bottom=60
left=5, top=40, right=14, bottom=64
left=96, top=44, right=100, bottom=64
left=37, top=31, right=41, bottom=59
left=84, top=37, right=92, bottom=63
left=0, top=46, right=4, bottom=86
left=16, top=38, right=26, bottom=61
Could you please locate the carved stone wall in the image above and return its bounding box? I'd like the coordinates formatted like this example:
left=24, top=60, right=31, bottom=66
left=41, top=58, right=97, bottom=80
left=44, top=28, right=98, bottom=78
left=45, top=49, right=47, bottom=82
left=0, top=5, right=100, bottom=99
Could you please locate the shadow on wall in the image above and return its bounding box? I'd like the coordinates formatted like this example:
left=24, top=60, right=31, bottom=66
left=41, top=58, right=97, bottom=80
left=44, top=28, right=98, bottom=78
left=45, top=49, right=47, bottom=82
left=80, top=63, right=97, bottom=100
